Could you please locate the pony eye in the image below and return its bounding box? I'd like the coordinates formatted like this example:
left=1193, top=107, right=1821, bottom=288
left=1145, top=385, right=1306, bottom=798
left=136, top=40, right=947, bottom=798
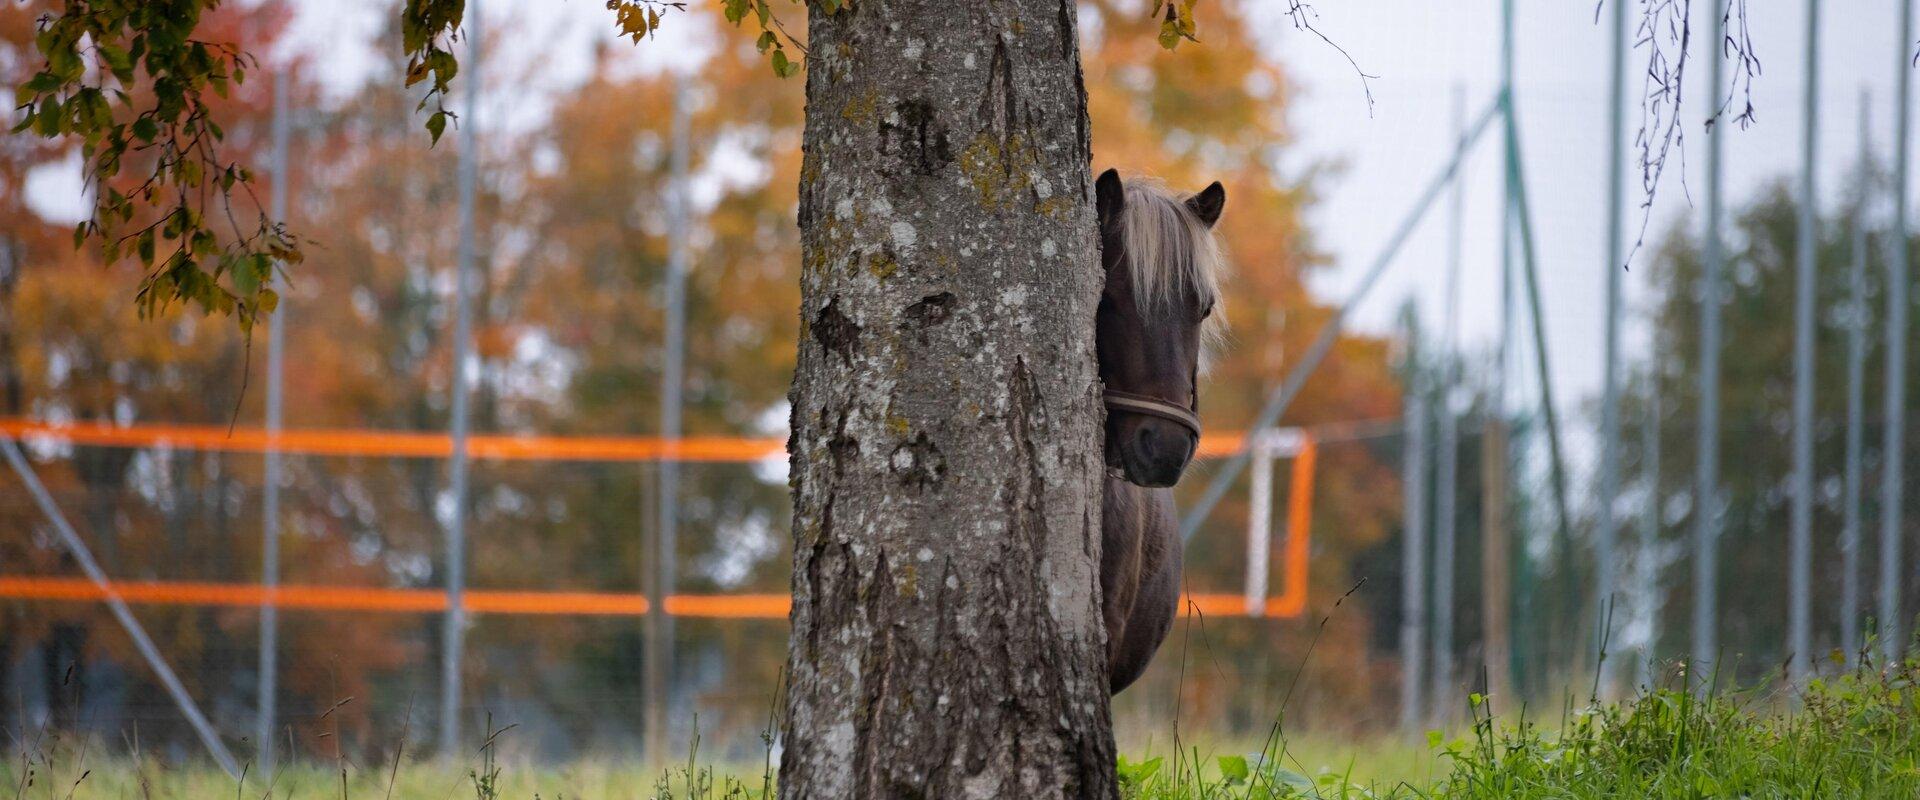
left=1200, top=300, right=1215, bottom=320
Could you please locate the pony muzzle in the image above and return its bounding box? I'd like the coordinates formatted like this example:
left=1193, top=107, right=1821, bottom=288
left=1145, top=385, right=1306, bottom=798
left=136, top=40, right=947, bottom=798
left=1104, top=391, right=1200, bottom=488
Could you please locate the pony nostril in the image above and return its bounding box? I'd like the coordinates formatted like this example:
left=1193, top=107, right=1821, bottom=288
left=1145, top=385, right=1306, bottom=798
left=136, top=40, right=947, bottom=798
left=1134, top=426, right=1159, bottom=460
left=1159, top=429, right=1190, bottom=460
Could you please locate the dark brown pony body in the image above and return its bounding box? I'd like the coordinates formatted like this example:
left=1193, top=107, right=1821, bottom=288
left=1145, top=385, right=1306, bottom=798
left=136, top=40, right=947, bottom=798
left=1094, top=169, right=1225, bottom=694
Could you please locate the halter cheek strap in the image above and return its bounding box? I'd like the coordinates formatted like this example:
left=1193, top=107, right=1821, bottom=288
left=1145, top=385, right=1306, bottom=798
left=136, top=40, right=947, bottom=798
left=1102, top=389, right=1202, bottom=439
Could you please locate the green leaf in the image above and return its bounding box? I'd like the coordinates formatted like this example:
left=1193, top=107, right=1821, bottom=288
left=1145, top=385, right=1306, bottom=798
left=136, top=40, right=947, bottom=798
left=1275, top=768, right=1314, bottom=790
left=1217, top=755, right=1251, bottom=782
left=230, top=254, right=259, bottom=297
left=132, top=116, right=158, bottom=142
left=771, top=49, right=797, bottom=78
left=100, top=44, right=133, bottom=79
left=426, top=110, right=448, bottom=146
left=34, top=97, right=61, bottom=135
left=1116, top=755, right=1163, bottom=785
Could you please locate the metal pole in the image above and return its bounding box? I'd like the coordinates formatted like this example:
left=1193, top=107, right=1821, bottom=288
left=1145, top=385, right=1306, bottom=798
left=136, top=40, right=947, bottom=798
left=1504, top=93, right=1575, bottom=612
left=1842, top=88, right=1872, bottom=668
left=1178, top=95, right=1503, bottom=543
left=440, top=0, right=479, bottom=756
left=1429, top=82, right=1465, bottom=725
left=1692, top=0, right=1729, bottom=692
left=257, top=65, right=291, bottom=772
left=649, top=79, right=691, bottom=763
left=1594, top=0, right=1630, bottom=694
left=1247, top=432, right=1274, bottom=616
left=1481, top=0, right=1520, bottom=707
left=1498, top=0, right=1515, bottom=406
left=1882, top=0, right=1912, bottom=666
left=1398, top=310, right=1428, bottom=732
left=1787, top=0, right=1820, bottom=687
left=1637, top=378, right=1662, bottom=688
left=1, top=438, right=241, bottom=778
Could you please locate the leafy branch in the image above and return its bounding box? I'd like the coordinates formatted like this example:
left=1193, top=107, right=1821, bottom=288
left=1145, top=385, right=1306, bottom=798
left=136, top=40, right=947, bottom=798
left=15, top=0, right=297, bottom=331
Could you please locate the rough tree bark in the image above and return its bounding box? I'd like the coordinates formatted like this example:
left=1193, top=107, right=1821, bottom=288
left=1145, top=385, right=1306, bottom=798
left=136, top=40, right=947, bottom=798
left=779, top=0, right=1116, bottom=797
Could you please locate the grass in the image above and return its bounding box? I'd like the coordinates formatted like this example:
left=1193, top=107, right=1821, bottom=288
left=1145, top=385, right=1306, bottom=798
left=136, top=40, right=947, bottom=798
left=1116, top=649, right=1920, bottom=799
left=8, top=653, right=1919, bottom=799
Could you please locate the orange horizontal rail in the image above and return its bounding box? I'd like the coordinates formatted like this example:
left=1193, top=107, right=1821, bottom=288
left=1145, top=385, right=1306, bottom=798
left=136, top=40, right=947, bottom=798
left=0, top=576, right=782, bottom=618
left=0, top=576, right=1293, bottom=620
left=0, top=418, right=1259, bottom=464
left=0, top=418, right=785, bottom=464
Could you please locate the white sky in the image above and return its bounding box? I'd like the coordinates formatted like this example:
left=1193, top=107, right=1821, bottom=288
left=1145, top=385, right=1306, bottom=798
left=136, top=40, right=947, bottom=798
left=1259, top=0, right=1915, bottom=420
left=33, top=0, right=1918, bottom=463
left=281, top=0, right=1915, bottom=420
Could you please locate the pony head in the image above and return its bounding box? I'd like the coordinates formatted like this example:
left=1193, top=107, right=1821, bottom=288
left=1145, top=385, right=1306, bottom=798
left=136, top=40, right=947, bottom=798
left=1094, top=168, right=1226, bottom=488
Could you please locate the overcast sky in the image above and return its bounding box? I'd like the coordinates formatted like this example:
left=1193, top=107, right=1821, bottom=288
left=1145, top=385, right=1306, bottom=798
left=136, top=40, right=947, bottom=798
left=276, top=0, right=1916, bottom=417
left=1261, top=1, right=1915, bottom=417
left=33, top=0, right=1919, bottom=461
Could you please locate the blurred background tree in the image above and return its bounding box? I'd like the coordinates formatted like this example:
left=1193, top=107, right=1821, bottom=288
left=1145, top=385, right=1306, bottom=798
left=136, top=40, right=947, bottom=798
left=1621, top=173, right=1920, bottom=687
left=0, top=0, right=1527, bottom=758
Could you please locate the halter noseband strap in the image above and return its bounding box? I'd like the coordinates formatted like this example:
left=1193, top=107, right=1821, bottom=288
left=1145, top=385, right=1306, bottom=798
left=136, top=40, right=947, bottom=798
left=1102, top=389, right=1202, bottom=439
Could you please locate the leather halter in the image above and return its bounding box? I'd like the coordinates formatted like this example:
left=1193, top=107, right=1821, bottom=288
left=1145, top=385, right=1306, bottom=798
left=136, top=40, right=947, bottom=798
left=1102, top=389, right=1202, bottom=439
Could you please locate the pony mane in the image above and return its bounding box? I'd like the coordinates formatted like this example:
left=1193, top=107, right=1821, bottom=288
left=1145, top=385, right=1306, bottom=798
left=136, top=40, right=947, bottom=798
left=1120, top=177, right=1228, bottom=348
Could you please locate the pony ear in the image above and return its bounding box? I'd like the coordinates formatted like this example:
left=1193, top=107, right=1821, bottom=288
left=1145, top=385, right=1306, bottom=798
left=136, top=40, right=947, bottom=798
left=1186, top=181, right=1225, bottom=228
left=1095, top=168, right=1125, bottom=227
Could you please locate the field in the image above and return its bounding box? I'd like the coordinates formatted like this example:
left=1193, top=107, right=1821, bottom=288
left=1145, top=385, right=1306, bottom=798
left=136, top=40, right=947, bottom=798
left=9, top=653, right=1918, bottom=799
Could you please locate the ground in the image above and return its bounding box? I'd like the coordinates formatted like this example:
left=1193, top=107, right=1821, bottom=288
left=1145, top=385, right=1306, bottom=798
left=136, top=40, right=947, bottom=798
left=8, top=654, right=1919, bottom=799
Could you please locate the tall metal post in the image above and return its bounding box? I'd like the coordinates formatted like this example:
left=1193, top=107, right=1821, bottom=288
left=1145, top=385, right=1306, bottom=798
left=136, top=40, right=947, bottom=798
left=1247, top=432, right=1275, bottom=616
left=648, top=80, right=691, bottom=763
left=256, top=66, right=291, bottom=771
left=1398, top=308, right=1429, bottom=732
left=1691, top=0, right=1728, bottom=692
left=1429, top=83, right=1465, bottom=725
left=1594, top=0, right=1630, bottom=694
left=1787, top=0, right=1820, bottom=687
left=1507, top=104, right=1577, bottom=686
left=439, top=0, right=479, bottom=756
left=1637, top=379, right=1662, bottom=688
left=1842, top=89, right=1871, bottom=667
left=1480, top=0, right=1517, bottom=709
left=1882, top=0, right=1912, bottom=666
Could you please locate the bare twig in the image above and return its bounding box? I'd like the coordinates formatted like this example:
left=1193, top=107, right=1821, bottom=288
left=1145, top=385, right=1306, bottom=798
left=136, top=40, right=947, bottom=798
left=1286, top=1, right=1378, bottom=116
left=1620, top=0, right=1760, bottom=269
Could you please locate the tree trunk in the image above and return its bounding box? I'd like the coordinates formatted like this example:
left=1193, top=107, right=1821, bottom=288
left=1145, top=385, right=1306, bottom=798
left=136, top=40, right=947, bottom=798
left=779, top=1, right=1116, bottom=797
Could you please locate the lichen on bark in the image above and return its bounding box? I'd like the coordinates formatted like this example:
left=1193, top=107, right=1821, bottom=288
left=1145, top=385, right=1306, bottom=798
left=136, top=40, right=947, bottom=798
left=779, top=0, right=1115, bottom=797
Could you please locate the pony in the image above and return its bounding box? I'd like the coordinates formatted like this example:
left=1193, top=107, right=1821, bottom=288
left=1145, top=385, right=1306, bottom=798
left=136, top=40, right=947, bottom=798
left=1093, top=168, right=1226, bottom=694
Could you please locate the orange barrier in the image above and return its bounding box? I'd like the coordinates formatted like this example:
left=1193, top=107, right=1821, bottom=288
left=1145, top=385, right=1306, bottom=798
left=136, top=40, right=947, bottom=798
left=2, top=419, right=1319, bottom=620
left=1269, top=436, right=1317, bottom=618
left=0, top=576, right=1303, bottom=621
left=0, top=417, right=1263, bottom=464
left=0, top=576, right=782, bottom=618
left=0, top=418, right=785, bottom=463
